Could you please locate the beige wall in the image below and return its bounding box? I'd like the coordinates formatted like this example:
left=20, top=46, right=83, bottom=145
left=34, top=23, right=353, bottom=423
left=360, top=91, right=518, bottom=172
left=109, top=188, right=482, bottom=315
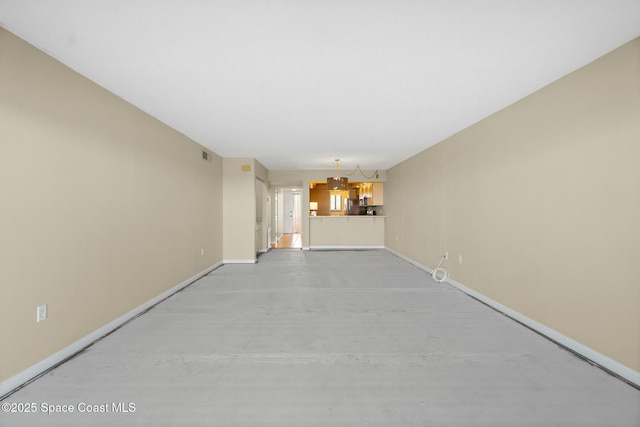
left=222, top=158, right=257, bottom=262
left=385, top=38, right=640, bottom=372
left=0, top=28, right=223, bottom=383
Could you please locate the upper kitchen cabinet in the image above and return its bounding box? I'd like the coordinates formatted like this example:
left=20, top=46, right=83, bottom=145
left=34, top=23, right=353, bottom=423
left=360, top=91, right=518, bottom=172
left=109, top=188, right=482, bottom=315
left=371, top=182, right=383, bottom=206
left=359, top=182, right=384, bottom=206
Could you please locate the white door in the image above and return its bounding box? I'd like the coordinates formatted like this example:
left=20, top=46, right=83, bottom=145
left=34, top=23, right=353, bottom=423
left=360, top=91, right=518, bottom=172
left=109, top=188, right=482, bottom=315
left=292, top=193, right=302, bottom=233
left=283, top=192, right=294, bottom=233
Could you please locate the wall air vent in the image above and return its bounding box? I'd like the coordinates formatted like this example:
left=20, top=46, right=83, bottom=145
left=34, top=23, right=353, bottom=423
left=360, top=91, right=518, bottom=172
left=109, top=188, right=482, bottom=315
left=202, top=150, right=209, bottom=161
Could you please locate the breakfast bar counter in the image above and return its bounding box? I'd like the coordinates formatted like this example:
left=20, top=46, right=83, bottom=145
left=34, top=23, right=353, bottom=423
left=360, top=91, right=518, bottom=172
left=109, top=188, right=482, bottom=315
left=308, top=216, right=385, bottom=249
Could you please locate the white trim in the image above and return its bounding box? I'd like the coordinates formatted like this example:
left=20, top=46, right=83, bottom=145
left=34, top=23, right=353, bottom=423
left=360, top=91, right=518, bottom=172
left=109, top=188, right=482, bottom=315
left=385, top=247, right=640, bottom=388
left=385, top=247, right=432, bottom=273
left=309, top=245, right=385, bottom=250
left=222, top=259, right=256, bottom=264
left=0, top=262, right=222, bottom=399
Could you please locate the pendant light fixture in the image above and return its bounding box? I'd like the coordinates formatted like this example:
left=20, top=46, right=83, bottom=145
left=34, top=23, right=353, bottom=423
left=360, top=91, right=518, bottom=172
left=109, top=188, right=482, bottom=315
left=327, top=159, right=348, bottom=190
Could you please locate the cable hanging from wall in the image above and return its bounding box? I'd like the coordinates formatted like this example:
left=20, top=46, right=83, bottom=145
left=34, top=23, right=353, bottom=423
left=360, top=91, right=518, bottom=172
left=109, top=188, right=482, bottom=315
left=327, top=159, right=380, bottom=190
left=432, top=253, right=449, bottom=283
left=343, top=164, right=380, bottom=180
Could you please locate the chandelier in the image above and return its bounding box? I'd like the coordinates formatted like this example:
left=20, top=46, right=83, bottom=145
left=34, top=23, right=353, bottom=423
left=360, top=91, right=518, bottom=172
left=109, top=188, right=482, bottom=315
left=327, top=159, right=348, bottom=190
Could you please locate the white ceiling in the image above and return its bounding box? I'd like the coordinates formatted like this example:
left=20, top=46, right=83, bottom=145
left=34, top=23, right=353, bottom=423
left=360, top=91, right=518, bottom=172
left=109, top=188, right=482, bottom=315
left=1, top=1, right=639, bottom=171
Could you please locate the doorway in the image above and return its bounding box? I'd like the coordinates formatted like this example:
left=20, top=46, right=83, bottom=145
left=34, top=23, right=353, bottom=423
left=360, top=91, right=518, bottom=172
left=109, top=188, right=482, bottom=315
left=272, top=232, right=302, bottom=249
left=274, top=189, right=302, bottom=249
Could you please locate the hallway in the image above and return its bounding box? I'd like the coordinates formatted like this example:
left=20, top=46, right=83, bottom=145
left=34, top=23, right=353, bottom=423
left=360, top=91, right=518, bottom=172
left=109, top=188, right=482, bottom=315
left=3, top=250, right=639, bottom=426
left=271, top=232, right=302, bottom=249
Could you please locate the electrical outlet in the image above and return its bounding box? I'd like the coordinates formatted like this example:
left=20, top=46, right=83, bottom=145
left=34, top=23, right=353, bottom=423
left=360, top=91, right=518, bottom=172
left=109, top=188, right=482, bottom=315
left=458, top=255, right=463, bottom=264
left=201, top=248, right=204, bottom=255
left=37, top=304, right=47, bottom=322
left=444, top=252, right=448, bottom=259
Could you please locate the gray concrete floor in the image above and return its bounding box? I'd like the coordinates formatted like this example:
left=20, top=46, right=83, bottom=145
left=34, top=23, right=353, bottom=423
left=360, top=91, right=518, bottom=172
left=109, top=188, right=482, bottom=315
left=3, top=250, right=639, bottom=426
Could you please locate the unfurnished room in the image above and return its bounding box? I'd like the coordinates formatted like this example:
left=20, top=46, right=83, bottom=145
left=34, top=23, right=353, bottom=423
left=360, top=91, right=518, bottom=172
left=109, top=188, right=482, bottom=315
left=1, top=1, right=639, bottom=426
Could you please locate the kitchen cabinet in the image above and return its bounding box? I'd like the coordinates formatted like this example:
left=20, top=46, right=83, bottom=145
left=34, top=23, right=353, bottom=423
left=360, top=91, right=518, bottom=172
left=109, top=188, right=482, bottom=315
left=357, top=182, right=384, bottom=206
left=371, top=182, right=384, bottom=206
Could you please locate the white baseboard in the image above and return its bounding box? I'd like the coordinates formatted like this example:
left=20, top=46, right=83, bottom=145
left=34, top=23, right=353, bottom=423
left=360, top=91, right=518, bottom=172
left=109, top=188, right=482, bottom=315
left=222, top=259, right=256, bottom=264
left=0, top=262, right=223, bottom=400
left=385, top=247, right=640, bottom=388
left=309, top=245, right=385, bottom=250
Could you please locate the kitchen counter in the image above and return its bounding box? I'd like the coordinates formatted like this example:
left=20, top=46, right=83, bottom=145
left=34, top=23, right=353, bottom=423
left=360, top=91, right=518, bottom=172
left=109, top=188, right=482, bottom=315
left=309, top=216, right=385, bottom=249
